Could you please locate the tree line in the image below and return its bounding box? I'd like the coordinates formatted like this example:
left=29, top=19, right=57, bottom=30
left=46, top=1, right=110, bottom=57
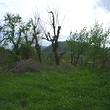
left=0, top=12, right=110, bottom=68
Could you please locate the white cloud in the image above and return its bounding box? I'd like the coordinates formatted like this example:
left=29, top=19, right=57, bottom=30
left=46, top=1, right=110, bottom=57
left=0, top=0, right=110, bottom=38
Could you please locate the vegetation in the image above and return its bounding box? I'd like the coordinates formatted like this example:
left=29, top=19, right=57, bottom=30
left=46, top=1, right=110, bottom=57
left=42, top=11, right=61, bottom=65
left=67, top=21, right=110, bottom=68
left=67, top=27, right=89, bottom=66
left=0, top=11, right=110, bottom=68
left=0, top=68, right=110, bottom=110
left=0, top=9, right=110, bottom=110
left=31, top=17, right=42, bottom=63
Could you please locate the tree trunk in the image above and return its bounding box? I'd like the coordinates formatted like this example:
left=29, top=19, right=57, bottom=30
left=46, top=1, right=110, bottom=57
left=52, top=42, right=60, bottom=65
left=35, top=44, right=42, bottom=63
left=70, top=55, right=74, bottom=65
left=74, top=56, right=79, bottom=66
left=54, top=51, right=60, bottom=65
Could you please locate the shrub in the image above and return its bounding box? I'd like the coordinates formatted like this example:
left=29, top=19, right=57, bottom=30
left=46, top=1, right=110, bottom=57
left=20, top=44, right=36, bottom=59
left=11, top=58, right=41, bottom=73
left=12, top=44, right=36, bottom=61
left=0, top=47, right=13, bottom=65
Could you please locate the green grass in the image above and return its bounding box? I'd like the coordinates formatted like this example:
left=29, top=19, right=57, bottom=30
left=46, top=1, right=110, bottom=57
left=0, top=67, right=110, bottom=110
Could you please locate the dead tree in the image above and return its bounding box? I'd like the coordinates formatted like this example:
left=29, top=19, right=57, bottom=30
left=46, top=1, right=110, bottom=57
left=43, top=11, right=61, bottom=65
left=31, top=17, right=42, bottom=63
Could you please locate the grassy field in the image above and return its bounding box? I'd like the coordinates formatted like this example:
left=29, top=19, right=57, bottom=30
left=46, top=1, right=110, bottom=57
left=0, top=67, right=110, bottom=110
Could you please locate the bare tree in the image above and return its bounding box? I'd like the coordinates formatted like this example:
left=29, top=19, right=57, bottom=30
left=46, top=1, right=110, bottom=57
left=18, top=14, right=42, bottom=62
left=31, top=16, right=42, bottom=63
left=43, top=11, right=61, bottom=65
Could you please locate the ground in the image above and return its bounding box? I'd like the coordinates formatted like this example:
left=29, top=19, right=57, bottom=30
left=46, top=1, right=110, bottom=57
left=0, top=67, right=110, bottom=110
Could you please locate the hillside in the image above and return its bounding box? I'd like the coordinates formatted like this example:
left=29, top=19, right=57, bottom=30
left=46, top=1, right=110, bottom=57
left=42, top=41, right=69, bottom=54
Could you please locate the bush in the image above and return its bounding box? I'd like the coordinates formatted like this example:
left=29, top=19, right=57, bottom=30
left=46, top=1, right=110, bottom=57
left=12, top=44, right=36, bottom=61
left=0, top=47, right=13, bottom=65
left=20, top=44, right=36, bottom=59
left=10, top=59, right=41, bottom=73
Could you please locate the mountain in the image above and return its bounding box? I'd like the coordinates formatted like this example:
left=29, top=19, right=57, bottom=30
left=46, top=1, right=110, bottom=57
left=42, top=41, right=69, bottom=54
left=41, top=46, right=47, bottom=51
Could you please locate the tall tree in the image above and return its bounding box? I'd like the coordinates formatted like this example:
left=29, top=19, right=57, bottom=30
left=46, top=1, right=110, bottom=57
left=19, top=20, right=32, bottom=45
left=18, top=16, right=42, bottom=62
left=43, top=11, right=61, bottom=65
left=31, top=17, right=42, bottom=63
left=3, top=13, right=22, bottom=50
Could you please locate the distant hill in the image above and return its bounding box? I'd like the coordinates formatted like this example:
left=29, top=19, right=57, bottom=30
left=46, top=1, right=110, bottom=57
left=42, top=41, right=69, bottom=54
left=41, top=46, right=47, bottom=51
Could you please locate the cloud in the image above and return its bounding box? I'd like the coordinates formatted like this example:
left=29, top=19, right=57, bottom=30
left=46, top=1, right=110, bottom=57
left=0, top=2, right=8, bottom=9
left=0, top=2, right=7, bottom=6
left=0, top=0, right=110, bottom=34
left=96, top=0, right=110, bottom=12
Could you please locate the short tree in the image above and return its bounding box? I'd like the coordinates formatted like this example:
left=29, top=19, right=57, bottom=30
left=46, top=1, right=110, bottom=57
left=67, top=27, right=89, bottom=66
left=89, top=21, right=110, bottom=67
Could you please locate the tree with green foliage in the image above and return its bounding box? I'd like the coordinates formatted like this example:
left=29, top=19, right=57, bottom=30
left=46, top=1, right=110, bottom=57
left=3, top=13, right=22, bottom=49
left=1, top=13, right=23, bottom=60
left=2, top=13, right=36, bottom=60
left=17, top=20, right=36, bottom=60
left=89, top=21, right=110, bottom=67
left=67, top=27, right=89, bottom=66
left=19, top=20, right=32, bottom=45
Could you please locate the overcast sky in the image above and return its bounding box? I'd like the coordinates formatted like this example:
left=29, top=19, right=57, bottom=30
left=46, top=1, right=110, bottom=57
left=0, top=0, right=110, bottom=44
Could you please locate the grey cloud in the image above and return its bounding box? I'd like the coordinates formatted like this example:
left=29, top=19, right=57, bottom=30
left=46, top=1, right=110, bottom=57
left=0, top=2, right=8, bottom=7
left=96, top=0, right=110, bottom=12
